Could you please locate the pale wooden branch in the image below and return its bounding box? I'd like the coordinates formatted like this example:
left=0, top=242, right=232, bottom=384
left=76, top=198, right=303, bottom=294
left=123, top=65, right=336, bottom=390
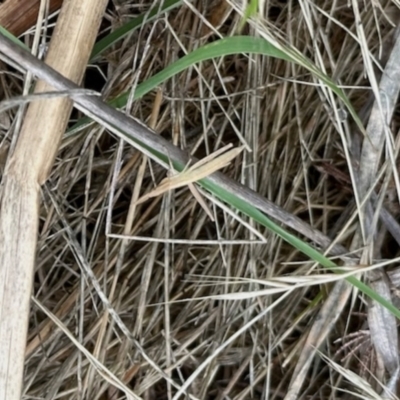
left=0, top=0, right=108, bottom=398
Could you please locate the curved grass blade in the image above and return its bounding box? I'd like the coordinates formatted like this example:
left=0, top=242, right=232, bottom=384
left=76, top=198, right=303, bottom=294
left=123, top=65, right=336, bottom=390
left=0, top=25, right=29, bottom=51
left=90, top=0, right=184, bottom=61
left=71, top=36, right=364, bottom=134
left=238, top=0, right=259, bottom=32
left=196, top=176, right=400, bottom=320
left=0, top=1, right=184, bottom=60
left=2, top=0, right=390, bottom=324
left=1, top=16, right=364, bottom=135
left=113, top=125, right=400, bottom=320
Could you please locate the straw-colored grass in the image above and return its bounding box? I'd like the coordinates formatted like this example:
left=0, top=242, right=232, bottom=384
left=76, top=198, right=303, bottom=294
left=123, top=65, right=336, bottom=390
left=2, top=0, right=400, bottom=398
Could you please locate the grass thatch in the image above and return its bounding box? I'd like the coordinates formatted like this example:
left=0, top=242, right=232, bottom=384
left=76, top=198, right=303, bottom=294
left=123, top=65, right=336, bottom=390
left=2, top=0, right=400, bottom=398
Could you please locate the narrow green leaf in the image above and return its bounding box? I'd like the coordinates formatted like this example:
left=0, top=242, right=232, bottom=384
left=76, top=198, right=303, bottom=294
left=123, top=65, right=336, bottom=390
left=197, top=177, right=400, bottom=320
left=71, top=36, right=363, bottom=134
left=0, top=25, right=29, bottom=51
left=3, top=9, right=379, bottom=317
left=0, top=1, right=184, bottom=61
left=238, top=0, right=259, bottom=32
left=90, top=0, right=184, bottom=60
left=111, top=120, right=400, bottom=320
left=69, top=36, right=292, bottom=133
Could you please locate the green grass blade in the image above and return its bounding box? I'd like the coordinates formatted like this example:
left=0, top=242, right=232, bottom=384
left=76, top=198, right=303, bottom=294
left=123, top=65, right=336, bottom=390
left=0, top=1, right=184, bottom=60
left=68, top=36, right=292, bottom=132
left=3, top=0, right=389, bottom=321
left=110, top=36, right=294, bottom=107
left=238, top=0, right=259, bottom=32
left=71, top=36, right=363, bottom=133
left=0, top=25, right=29, bottom=52
left=1, top=21, right=363, bottom=134
left=90, top=0, right=184, bottom=61
left=197, top=177, right=400, bottom=320
left=111, top=121, right=400, bottom=320
left=21, top=13, right=382, bottom=317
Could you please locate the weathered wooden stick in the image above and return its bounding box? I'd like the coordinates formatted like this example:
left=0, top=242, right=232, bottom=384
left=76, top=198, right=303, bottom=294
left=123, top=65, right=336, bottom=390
left=0, top=0, right=107, bottom=398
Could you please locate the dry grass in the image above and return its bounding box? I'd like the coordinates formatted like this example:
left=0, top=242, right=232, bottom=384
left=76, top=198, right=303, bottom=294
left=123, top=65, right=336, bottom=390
left=2, top=0, right=400, bottom=399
